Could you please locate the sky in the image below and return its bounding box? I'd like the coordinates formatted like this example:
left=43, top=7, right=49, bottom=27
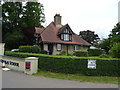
left=38, top=0, right=120, bottom=39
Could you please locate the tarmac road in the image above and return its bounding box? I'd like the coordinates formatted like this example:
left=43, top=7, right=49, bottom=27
left=2, top=70, right=118, bottom=88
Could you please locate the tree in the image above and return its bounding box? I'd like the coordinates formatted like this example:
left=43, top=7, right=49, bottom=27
left=109, top=43, right=120, bottom=58
left=4, top=31, right=23, bottom=50
left=2, top=2, right=23, bottom=49
left=21, top=2, right=45, bottom=45
left=79, top=30, right=100, bottom=45
left=2, top=2, right=45, bottom=49
left=99, top=38, right=111, bottom=53
left=109, top=23, right=120, bottom=45
left=21, top=2, right=45, bottom=28
left=99, top=23, right=120, bottom=54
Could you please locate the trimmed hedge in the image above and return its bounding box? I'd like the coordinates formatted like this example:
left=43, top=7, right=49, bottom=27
left=19, top=45, right=40, bottom=53
left=5, top=51, right=120, bottom=76
left=88, top=49, right=102, bottom=56
left=73, top=50, right=88, bottom=57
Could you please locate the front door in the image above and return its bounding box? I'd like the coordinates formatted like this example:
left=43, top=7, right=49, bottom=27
left=48, top=44, right=53, bottom=55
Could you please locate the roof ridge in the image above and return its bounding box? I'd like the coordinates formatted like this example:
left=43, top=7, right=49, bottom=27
left=40, top=22, right=54, bottom=34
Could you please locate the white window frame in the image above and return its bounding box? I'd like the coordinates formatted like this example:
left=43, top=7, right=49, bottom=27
left=63, top=34, right=69, bottom=41
left=57, top=44, right=62, bottom=51
left=74, top=45, right=78, bottom=51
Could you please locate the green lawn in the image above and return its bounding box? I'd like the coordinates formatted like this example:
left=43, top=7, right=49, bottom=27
left=33, top=70, right=119, bottom=84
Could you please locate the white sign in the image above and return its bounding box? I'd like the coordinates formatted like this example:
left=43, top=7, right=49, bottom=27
left=88, top=60, right=96, bottom=69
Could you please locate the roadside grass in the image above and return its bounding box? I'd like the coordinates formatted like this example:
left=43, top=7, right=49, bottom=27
left=33, top=70, right=118, bottom=84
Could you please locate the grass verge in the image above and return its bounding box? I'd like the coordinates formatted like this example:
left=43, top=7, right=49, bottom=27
left=33, top=70, right=118, bottom=84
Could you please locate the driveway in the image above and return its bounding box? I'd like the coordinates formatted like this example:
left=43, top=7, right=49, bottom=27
left=2, top=70, right=118, bottom=88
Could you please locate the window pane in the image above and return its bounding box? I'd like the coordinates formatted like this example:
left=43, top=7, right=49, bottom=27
left=57, top=44, right=61, bottom=50
left=63, top=34, right=69, bottom=41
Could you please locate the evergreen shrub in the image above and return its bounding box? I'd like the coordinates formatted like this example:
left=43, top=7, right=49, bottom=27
left=88, top=49, right=102, bottom=56
left=19, top=45, right=40, bottom=53
left=5, top=51, right=120, bottom=76
left=73, top=50, right=88, bottom=57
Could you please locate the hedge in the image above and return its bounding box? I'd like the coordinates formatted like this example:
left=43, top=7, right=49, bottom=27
left=5, top=51, right=120, bottom=76
left=73, top=50, right=88, bottom=57
left=19, top=45, right=40, bottom=53
left=88, top=49, right=102, bottom=56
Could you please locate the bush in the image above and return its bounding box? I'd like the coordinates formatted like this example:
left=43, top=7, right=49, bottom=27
left=40, top=50, right=48, bottom=54
left=109, top=43, right=120, bottom=58
left=59, top=50, right=67, bottom=56
left=73, top=50, right=88, bottom=57
left=5, top=51, right=120, bottom=76
left=19, top=45, right=40, bottom=53
left=99, top=54, right=109, bottom=58
left=88, top=49, right=102, bottom=56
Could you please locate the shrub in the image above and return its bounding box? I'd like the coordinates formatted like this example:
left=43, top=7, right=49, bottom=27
left=59, top=50, right=67, bottom=56
left=19, top=45, right=40, bottom=53
left=109, top=43, right=120, bottom=58
left=40, top=50, right=48, bottom=54
left=88, top=49, right=102, bottom=56
left=73, top=50, right=88, bottom=57
left=5, top=51, right=120, bottom=76
left=99, top=54, right=109, bottom=58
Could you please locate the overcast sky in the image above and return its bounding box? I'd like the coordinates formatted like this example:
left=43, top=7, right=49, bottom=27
left=38, top=0, right=119, bottom=39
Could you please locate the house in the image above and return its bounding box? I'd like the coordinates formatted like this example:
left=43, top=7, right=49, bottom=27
left=35, top=14, right=91, bottom=55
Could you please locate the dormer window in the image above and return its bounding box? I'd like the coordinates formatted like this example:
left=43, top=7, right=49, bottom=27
left=61, top=34, right=71, bottom=41
left=58, top=24, right=74, bottom=41
left=64, top=34, right=69, bottom=41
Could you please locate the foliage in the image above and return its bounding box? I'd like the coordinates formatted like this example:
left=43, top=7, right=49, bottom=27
left=88, top=49, right=102, bottom=56
left=79, top=30, right=100, bottom=45
left=4, top=31, right=23, bottom=49
left=39, top=50, right=47, bottom=54
left=109, top=43, right=120, bottom=58
left=5, top=51, right=120, bottom=76
left=21, top=2, right=45, bottom=27
left=99, top=54, right=109, bottom=58
left=19, top=45, right=40, bottom=53
left=99, top=23, right=120, bottom=54
left=2, top=2, right=45, bottom=49
left=99, top=39, right=111, bottom=53
left=73, top=50, right=88, bottom=57
left=59, top=50, right=67, bottom=56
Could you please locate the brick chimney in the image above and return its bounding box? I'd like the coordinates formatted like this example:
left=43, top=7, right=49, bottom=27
left=54, top=14, right=62, bottom=28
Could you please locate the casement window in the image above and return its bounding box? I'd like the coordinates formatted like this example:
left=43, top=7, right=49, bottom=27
left=64, top=34, right=69, bottom=41
left=57, top=44, right=62, bottom=51
left=61, top=34, right=71, bottom=41
left=74, top=45, right=78, bottom=51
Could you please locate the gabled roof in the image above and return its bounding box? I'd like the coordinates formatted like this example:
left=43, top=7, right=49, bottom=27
left=35, top=22, right=91, bottom=46
left=35, top=27, right=44, bottom=34
left=57, top=24, right=74, bottom=35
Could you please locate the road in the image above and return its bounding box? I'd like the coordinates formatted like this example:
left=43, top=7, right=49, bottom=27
left=2, top=70, right=118, bottom=88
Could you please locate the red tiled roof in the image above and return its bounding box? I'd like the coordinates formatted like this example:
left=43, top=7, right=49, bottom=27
left=36, top=22, right=91, bottom=46
left=35, top=27, right=44, bottom=34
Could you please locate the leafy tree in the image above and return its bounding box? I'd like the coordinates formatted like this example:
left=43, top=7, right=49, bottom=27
left=109, top=43, right=120, bottom=58
left=99, top=23, right=120, bottom=54
left=4, top=30, right=23, bottom=49
left=21, top=2, right=45, bottom=45
left=2, top=2, right=23, bottom=49
left=79, top=30, right=100, bottom=45
left=2, top=2, right=22, bottom=38
left=2, top=2, right=45, bottom=49
left=109, top=23, right=120, bottom=45
left=21, top=2, right=45, bottom=28
left=99, top=38, right=111, bottom=53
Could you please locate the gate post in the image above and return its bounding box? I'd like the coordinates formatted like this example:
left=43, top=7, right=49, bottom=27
left=24, top=57, right=38, bottom=75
